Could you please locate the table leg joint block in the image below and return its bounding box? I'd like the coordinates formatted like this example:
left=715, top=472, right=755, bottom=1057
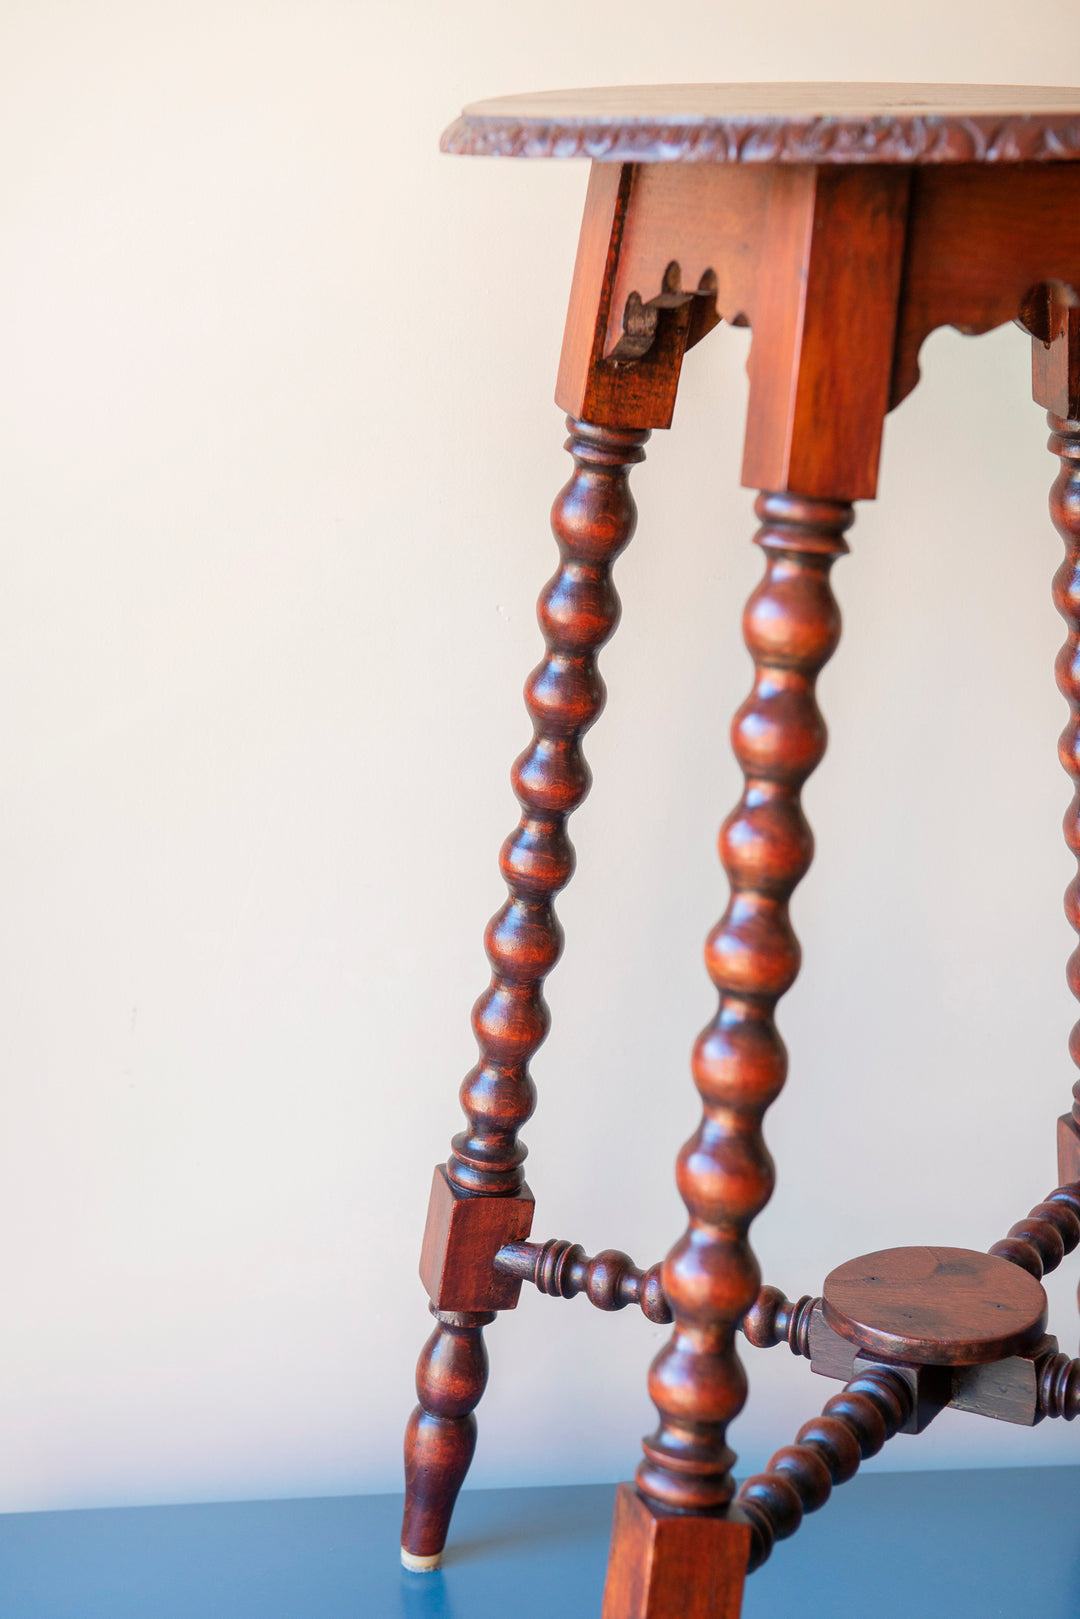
left=1057, top=1115, right=1080, bottom=1188
left=851, top=1354, right=950, bottom=1434
left=601, top=1484, right=749, bottom=1619
left=418, top=1164, right=534, bottom=1313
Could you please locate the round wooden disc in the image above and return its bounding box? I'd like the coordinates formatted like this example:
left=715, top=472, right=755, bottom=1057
left=822, top=1246, right=1047, bottom=1367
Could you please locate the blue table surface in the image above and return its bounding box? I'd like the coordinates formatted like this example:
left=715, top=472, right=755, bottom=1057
left=0, top=1467, right=1076, bottom=1618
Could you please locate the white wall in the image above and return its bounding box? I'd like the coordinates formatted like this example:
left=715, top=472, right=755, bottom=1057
left=0, top=1, right=1079, bottom=1514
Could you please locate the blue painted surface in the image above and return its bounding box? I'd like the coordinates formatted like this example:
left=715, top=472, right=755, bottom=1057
left=0, top=1468, right=1077, bottom=1617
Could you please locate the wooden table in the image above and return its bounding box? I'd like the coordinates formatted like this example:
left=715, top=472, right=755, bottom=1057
left=401, top=85, right=1080, bottom=1618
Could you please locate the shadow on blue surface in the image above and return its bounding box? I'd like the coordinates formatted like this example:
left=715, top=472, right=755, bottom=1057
left=0, top=1468, right=1077, bottom=1617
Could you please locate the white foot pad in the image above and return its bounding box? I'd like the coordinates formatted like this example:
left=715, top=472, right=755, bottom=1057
left=401, top=1547, right=442, bottom=1572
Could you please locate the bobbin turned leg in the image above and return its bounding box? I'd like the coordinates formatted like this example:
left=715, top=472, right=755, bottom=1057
left=401, top=418, right=648, bottom=1568
left=601, top=492, right=851, bottom=1619
left=402, top=147, right=723, bottom=1571
left=599, top=165, right=909, bottom=1619
left=1034, top=292, right=1080, bottom=1192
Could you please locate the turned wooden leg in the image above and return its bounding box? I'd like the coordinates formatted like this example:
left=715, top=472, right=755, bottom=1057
left=401, top=1310, right=492, bottom=1569
left=1030, top=293, right=1080, bottom=1195
left=401, top=417, right=648, bottom=1569
left=1051, top=417, right=1080, bottom=1190
left=600, top=491, right=851, bottom=1619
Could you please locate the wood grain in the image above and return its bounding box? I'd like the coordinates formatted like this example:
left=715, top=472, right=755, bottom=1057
left=742, top=165, right=909, bottom=500
left=821, top=1247, right=1047, bottom=1367
left=987, top=1179, right=1080, bottom=1280
left=601, top=1485, right=749, bottom=1619
left=635, top=492, right=852, bottom=1519
left=735, top=1366, right=913, bottom=1571
left=892, top=165, right=1080, bottom=408
left=494, top=1238, right=671, bottom=1323
left=402, top=420, right=647, bottom=1567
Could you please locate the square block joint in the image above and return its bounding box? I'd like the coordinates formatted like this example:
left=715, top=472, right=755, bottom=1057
left=852, top=1354, right=952, bottom=1434
left=1057, top=1114, right=1080, bottom=1189
left=601, top=1483, right=749, bottom=1619
left=418, top=1164, right=534, bottom=1313
left=950, top=1335, right=1058, bottom=1427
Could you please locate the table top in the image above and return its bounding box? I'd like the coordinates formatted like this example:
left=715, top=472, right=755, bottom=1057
left=441, top=83, right=1080, bottom=165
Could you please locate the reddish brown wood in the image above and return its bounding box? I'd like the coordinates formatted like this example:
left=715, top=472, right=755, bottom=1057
left=555, top=161, right=906, bottom=497
left=442, top=84, right=1080, bottom=167
left=494, top=1237, right=672, bottom=1323
left=402, top=418, right=648, bottom=1566
left=735, top=1366, right=913, bottom=1571
left=892, top=166, right=1080, bottom=408
left=1036, top=1350, right=1080, bottom=1417
left=1031, top=289, right=1080, bottom=422
left=821, top=1247, right=1047, bottom=1367
left=850, top=1354, right=951, bottom=1435
left=401, top=1309, right=493, bottom=1569
left=987, top=1179, right=1080, bottom=1279
left=1041, top=379, right=1080, bottom=1184
left=601, top=1484, right=749, bottom=1619
left=555, top=162, right=764, bottom=430
left=1058, top=1114, right=1080, bottom=1186
left=740, top=1286, right=815, bottom=1355
left=635, top=492, right=852, bottom=1521
left=742, top=165, right=909, bottom=500
left=449, top=418, right=647, bottom=1199
left=418, top=1165, right=534, bottom=1312
left=422, top=78, right=1080, bottom=1604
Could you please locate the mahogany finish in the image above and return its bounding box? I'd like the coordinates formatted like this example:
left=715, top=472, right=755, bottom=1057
left=448, top=417, right=648, bottom=1200
left=821, top=1247, right=1048, bottom=1367
left=1046, top=399, right=1080, bottom=1185
left=635, top=490, right=851, bottom=1521
left=495, top=1238, right=672, bottom=1324
left=734, top=1366, right=913, bottom=1572
left=601, top=1485, right=749, bottom=1619
left=1037, top=1350, right=1080, bottom=1418
left=406, top=80, right=1080, bottom=1614
left=987, top=1179, right=1080, bottom=1279
left=402, top=418, right=648, bottom=1567
left=740, top=1286, right=815, bottom=1355
left=401, top=1309, right=493, bottom=1570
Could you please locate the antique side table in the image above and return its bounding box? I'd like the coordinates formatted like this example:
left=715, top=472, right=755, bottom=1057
left=401, top=86, right=1080, bottom=1619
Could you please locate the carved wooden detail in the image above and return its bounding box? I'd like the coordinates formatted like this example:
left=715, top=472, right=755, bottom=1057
left=1036, top=1350, right=1080, bottom=1418
left=822, top=1246, right=1048, bottom=1367
left=602, top=1484, right=750, bottom=1619
left=634, top=491, right=852, bottom=1516
left=891, top=169, right=1080, bottom=409
left=740, top=1286, right=815, bottom=1355
left=417, top=81, right=1080, bottom=1604
left=734, top=1366, right=913, bottom=1572
left=442, top=84, right=1080, bottom=168
left=987, top=1180, right=1080, bottom=1279
left=1048, top=416, right=1080, bottom=1166
left=495, top=1238, right=672, bottom=1323
left=418, top=1165, right=535, bottom=1313
left=402, top=418, right=648, bottom=1568
left=448, top=417, right=647, bottom=1199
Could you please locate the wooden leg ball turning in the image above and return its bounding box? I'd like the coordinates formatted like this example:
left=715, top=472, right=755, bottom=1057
left=400, top=83, right=1080, bottom=1617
